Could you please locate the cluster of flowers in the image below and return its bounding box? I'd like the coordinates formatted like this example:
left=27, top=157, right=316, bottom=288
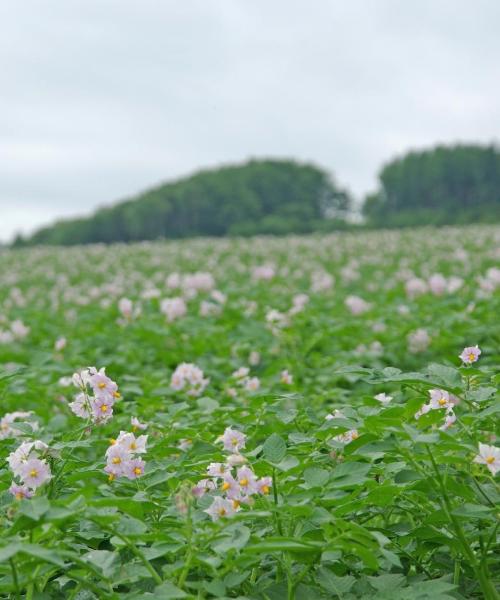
left=0, top=318, right=30, bottom=344
left=118, top=297, right=141, bottom=324
left=167, top=271, right=215, bottom=297
left=405, top=273, right=463, bottom=299
left=325, top=410, right=359, bottom=444
left=171, top=362, right=209, bottom=396
left=160, top=297, right=187, bottom=322
left=8, top=440, right=51, bottom=499
left=193, top=427, right=272, bottom=521
left=345, top=295, right=371, bottom=315
left=199, top=290, right=227, bottom=317
left=230, top=367, right=261, bottom=394
left=415, top=346, right=482, bottom=429
left=69, top=367, right=121, bottom=424
left=104, top=428, right=148, bottom=482
left=0, top=411, right=37, bottom=440
left=310, top=270, right=334, bottom=293
left=414, top=388, right=458, bottom=430
left=407, top=328, right=431, bottom=354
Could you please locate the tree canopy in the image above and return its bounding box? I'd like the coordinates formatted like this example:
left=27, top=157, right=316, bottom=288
left=363, top=144, right=500, bottom=226
left=17, top=159, right=351, bottom=246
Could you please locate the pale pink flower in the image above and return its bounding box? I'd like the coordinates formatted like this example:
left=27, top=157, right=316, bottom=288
left=207, top=462, right=227, bottom=478
left=69, top=393, right=91, bottom=419
left=414, top=403, right=432, bottom=419
left=345, top=295, right=370, bottom=315
left=429, top=389, right=453, bottom=411
left=440, top=412, right=457, bottom=430
left=220, top=427, right=246, bottom=453
left=243, top=376, right=260, bottom=392
left=89, top=367, right=118, bottom=400
left=252, top=265, right=275, bottom=281
left=160, top=297, right=187, bottom=322
left=232, top=367, right=249, bottom=379
left=236, top=466, right=259, bottom=495
left=106, top=445, right=131, bottom=477
left=170, top=363, right=209, bottom=396
left=428, top=274, right=447, bottom=296
left=123, top=458, right=146, bottom=480
left=248, top=351, right=261, bottom=366
left=20, top=458, right=51, bottom=489
left=407, top=328, right=431, bottom=353
left=459, top=345, right=481, bottom=365
left=91, top=396, right=115, bottom=423
left=257, top=476, right=273, bottom=495
left=9, top=483, right=34, bottom=500
left=204, top=496, right=236, bottom=521
left=405, top=277, right=428, bottom=299
left=55, top=337, right=67, bottom=351
left=131, top=416, right=148, bottom=431
left=221, top=473, right=241, bottom=499
left=192, top=478, right=216, bottom=498
left=281, top=370, right=293, bottom=385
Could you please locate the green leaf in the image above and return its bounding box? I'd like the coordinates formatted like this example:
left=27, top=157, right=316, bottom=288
left=151, top=581, right=187, bottom=599
left=262, top=433, right=287, bottom=464
left=317, top=567, right=355, bottom=595
left=303, top=467, right=330, bottom=488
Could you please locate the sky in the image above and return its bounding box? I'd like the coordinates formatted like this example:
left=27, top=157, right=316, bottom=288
left=1, top=1, right=499, bottom=242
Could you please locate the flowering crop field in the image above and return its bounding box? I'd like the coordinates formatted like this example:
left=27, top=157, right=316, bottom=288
left=0, top=226, right=499, bottom=600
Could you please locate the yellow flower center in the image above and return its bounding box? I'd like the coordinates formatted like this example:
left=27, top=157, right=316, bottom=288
left=261, top=485, right=270, bottom=494
left=222, top=482, right=231, bottom=491
left=130, top=442, right=137, bottom=450
left=218, top=508, right=226, bottom=516
left=109, top=438, right=116, bottom=445
left=486, top=456, right=495, bottom=464
left=468, top=353, right=475, bottom=362
left=351, top=431, right=359, bottom=440
left=98, top=382, right=106, bottom=389
left=239, top=478, right=249, bottom=486
left=30, top=469, right=38, bottom=478
left=108, top=473, right=115, bottom=482
left=113, top=391, right=121, bottom=398
left=438, top=397, right=447, bottom=406
left=15, top=492, right=24, bottom=500
left=101, top=404, right=108, bottom=412
left=232, top=500, right=240, bottom=509
left=133, top=467, right=142, bottom=475
left=112, top=457, right=121, bottom=464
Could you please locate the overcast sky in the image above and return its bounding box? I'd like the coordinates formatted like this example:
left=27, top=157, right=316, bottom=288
left=1, top=1, right=499, bottom=242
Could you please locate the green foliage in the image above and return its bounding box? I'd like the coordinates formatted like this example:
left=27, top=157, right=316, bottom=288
left=0, top=226, right=499, bottom=599
left=17, top=160, right=351, bottom=245
left=364, top=144, right=500, bottom=226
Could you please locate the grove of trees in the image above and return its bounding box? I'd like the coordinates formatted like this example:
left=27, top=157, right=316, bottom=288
left=363, top=144, right=500, bottom=227
left=17, top=160, right=351, bottom=246
left=14, top=144, right=500, bottom=246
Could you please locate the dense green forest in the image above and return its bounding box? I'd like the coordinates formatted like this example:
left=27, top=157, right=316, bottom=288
left=15, top=160, right=351, bottom=246
left=363, top=144, right=500, bottom=226
left=14, top=144, right=500, bottom=246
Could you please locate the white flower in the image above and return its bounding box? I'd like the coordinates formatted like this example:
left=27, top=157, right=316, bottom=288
left=474, top=443, right=500, bottom=475
left=374, top=393, right=392, bottom=405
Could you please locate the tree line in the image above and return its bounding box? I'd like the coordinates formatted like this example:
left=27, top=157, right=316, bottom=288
left=14, top=144, right=500, bottom=246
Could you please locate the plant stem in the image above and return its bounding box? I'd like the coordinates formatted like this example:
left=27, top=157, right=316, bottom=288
left=10, top=558, right=20, bottom=600
left=425, top=445, right=499, bottom=600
